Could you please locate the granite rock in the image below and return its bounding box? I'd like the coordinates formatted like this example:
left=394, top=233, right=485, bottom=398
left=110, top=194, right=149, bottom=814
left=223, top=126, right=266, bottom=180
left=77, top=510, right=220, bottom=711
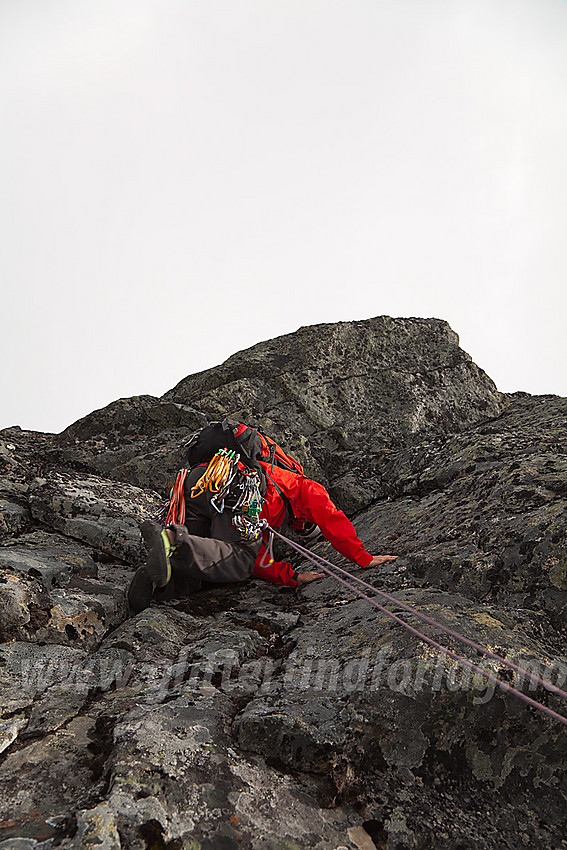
left=0, top=319, right=566, bottom=849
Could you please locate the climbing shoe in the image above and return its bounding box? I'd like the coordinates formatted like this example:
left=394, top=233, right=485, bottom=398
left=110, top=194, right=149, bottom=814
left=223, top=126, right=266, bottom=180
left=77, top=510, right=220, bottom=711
left=140, top=521, right=173, bottom=588
left=127, top=566, right=154, bottom=614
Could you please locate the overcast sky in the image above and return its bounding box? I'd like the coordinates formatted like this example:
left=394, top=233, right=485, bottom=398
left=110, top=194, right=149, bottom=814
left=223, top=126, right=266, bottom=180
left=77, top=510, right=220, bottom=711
left=1, top=0, right=566, bottom=434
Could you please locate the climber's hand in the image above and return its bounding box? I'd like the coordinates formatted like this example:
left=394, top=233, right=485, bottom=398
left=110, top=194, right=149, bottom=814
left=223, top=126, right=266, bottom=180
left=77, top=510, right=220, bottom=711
left=296, top=571, right=325, bottom=585
left=366, top=555, right=398, bottom=568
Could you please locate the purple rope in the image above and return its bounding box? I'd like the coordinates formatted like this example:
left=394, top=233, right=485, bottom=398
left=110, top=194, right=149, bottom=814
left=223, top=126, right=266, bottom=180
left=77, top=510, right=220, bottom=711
left=286, top=534, right=567, bottom=701
left=265, top=524, right=567, bottom=728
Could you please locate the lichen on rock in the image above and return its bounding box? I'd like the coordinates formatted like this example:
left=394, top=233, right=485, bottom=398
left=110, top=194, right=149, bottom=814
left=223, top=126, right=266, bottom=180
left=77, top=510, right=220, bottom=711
left=0, top=318, right=566, bottom=849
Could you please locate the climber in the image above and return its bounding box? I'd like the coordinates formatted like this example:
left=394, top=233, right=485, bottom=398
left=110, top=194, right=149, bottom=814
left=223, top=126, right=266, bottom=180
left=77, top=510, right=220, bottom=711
left=252, top=457, right=397, bottom=586
left=128, top=456, right=396, bottom=613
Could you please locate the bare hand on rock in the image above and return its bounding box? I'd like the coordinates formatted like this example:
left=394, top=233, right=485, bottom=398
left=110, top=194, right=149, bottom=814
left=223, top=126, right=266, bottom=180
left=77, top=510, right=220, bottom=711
left=296, top=571, right=326, bottom=585
left=367, top=555, right=398, bottom=568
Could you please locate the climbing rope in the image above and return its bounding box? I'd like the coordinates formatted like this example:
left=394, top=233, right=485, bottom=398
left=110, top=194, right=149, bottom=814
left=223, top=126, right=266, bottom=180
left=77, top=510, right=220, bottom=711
left=258, top=526, right=275, bottom=567
left=163, top=469, right=190, bottom=527
left=263, top=522, right=567, bottom=728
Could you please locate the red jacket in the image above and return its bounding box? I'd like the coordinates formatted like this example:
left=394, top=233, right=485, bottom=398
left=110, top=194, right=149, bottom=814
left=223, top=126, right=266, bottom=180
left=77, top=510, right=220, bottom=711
left=253, top=463, right=372, bottom=588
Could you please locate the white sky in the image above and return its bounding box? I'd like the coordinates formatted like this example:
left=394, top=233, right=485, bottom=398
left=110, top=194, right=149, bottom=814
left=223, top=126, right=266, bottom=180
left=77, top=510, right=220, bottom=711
left=1, top=0, right=566, bottom=434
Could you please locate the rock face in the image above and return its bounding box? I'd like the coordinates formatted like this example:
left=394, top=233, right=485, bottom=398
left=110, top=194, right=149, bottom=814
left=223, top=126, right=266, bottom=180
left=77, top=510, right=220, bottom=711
left=1, top=317, right=567, bottom=850
left=55, top=317, right=504, bottom=510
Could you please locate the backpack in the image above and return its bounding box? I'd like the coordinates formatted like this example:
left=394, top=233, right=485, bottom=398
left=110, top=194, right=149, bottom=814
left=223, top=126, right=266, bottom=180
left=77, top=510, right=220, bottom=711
left=184, top=419, right=305, bottom=487
left=256, top=429, right=304, bottom=477
left=184, top=420, right=267, bottom=492
left=159, top=419, right=304, bottom=531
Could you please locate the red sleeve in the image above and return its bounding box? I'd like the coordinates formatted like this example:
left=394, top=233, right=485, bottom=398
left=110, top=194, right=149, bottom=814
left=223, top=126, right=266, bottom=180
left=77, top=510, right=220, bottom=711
left=295, top=478, right=373, bottom=567
left=253, top=546, right=298, bottom=587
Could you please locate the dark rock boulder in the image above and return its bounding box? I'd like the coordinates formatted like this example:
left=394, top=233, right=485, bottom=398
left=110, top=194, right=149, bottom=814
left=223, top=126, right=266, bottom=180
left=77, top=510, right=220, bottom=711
left=56, top=395, right=208, bottom=494
left=352, top=393, right=567, bottom=629
left=164, top=317, right=505, bottom=511
left=233, top=581, right=567, bottom=849
left=0, top=478, right=32, bottom=539
left=27, top=472, right=158, bottom=563
left=164, top=317, right=503, bottom=438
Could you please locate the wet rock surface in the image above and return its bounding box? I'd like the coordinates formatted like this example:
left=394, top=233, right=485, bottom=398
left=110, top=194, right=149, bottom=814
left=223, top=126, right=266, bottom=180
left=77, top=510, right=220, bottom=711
left=0, top=318, right=566, bottom=849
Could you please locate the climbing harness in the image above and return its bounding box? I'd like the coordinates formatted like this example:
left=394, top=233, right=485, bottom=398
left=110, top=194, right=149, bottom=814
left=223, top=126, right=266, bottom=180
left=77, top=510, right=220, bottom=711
left=161, top=418, right=304, bottom=537
left=156, top=449, right=266, bottom=543
left=263, top=522, right=567, bottom=729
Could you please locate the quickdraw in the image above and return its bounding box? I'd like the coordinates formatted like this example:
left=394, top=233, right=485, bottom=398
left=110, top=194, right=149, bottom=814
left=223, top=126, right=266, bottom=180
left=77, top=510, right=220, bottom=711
left=191, top=449, right=239, bottom=501
left=190, top=449, right=265, bottom=542
left=232, top=469, right=265, bottom=542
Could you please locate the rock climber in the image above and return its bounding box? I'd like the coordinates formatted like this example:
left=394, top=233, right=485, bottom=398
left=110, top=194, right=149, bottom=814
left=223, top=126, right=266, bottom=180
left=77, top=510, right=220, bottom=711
left=127, top=450, right=396, bottom=613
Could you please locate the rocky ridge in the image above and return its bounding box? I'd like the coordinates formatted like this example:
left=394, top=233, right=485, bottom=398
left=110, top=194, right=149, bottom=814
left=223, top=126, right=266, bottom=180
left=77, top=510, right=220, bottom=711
left=1, top=316, right=566, bottom=850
